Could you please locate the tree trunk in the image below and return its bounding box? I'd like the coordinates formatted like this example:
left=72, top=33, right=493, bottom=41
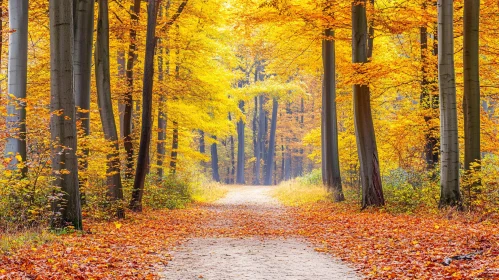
left=463, top=0, right=480, bottom=172
left=229, top=113, right=235, bottom=184
left=211, top=136, right=220, bottom=182
left=156, top=5, right=168, bottom=180
left=130, top=0, right=160, bottom=212
left=74, top=0, right=94, bottom=141
left=438, top=0, right=461, bottom=208
left=156, top=43, right=168, bottom=179
left=322, top=28, right=344, bottom=201
left=169, top=121, right=179, bottom=174
left=264, top=99, right=278, bottom=185
left=236, top=100, right=245, bottom=184
left=95, top=0, right=124, bottom=218
left=352, top=0, right=384, bottom=208
left=5, top=0, right=28, bottom=175
left=124, top=0, right=142, bottom=179
left=49, top=0, right=82, bottom=229
left=420, top=4, right=439, bottom=170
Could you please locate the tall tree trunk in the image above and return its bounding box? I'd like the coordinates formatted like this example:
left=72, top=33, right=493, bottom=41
left=264, top=99, right=278, bottom=185
left=156, top=5, right=168, bottom=180
left=236, top=100, right=245, bottom=184
left=156, top=43, right=168, bottom=179
left=463, top=0, right=480, bottom=173
left=74, top=0, right=94, bottom=143
left=352, top=0, right=384, bottom=208
left=130, top=0, right=160, bottom=212
left=49, top=0, right=82, bottom=229
left=438, top=0, right=461, bottom=208
left=211, top=136, right=220, bottom=182
left=5, top=0, right=28, bottom=175
left=124, top=0, right=141, bottom=179
left=96, top=0, right=124, bottom=218
left=322, top=28, right=344, bottom=201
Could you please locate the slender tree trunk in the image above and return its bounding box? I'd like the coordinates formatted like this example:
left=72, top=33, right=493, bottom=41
left=124, top=0, right=141, bottom=179
left=420, top=4, right=439, bottom=170
left=5, top=0, right=28, bottom=175
left=264, top=99, right=278, bottom=185
left=229, top=113, right=235, bottom=184
left=463, top=0, right=480, bottom=172
left=438, top=0, right=461, bottom=208
left=130, top=0, right=160, bottom=212
left=95, top=0, right=124, bottom=218
left=169, top=121, right=179, bottom=174
left=49, top=0, right=82, bottom=229
left=74, top=0, right=94, bottom=141
left=211, top=136, right=220, bottom=182
left=118, top=50, right=126, bottom=138
left=352, top=0, right=384, bottom=208
left=156, top=40, right=168, bottom=179
left=322, top=28, right=344, bottom=201
left=236, top=100, right=245, bottom=184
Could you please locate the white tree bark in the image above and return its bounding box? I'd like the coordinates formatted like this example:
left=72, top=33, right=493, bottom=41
left=5, top=0, right=28, bottom=173
left=50, top=0, right=82, bottom=229
left=438, top=0, right=461, bottom=207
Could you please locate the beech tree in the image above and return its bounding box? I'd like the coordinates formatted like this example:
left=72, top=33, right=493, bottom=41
left=49, top=0, right=82, bottom=229
left=463, top=0, right=480, bottom=174
left=322, top=28, right=344, bottom=201
left=5, top=0, right=28, bottom=174
left=263, top=98, right=278, bottom=185
left=438, top=0, right=461, bottom=207
left=352, top=0, right=384, bottom=208
left=95, top=0, right=124, bottom=218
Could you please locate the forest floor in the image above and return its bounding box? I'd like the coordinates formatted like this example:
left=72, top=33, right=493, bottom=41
left=2, top=185, right=499, bottom=279
left=161, top=185, right=359, bottom=279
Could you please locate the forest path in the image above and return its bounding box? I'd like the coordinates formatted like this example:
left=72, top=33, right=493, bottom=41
left=161, top=185, right=360, bottom=280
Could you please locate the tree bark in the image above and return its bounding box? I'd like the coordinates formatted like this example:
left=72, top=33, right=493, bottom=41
left=95, top=0, right=124, bottom=218
left=211, top=136, right=220, bottom=182
left=438, top=0, right=461, bottom=208
left=352, top=0, right=384, bottom=208
left=130, top=0, right=160, bottom=212
left=49, top=0, right=82, bottom=229
left=236, top=100, right=245, bottom=184
left=5, top=0, right=28, bottom=175
left=229, top=113, right=235, bottom=184
left=124, top=0, right=142, bottom=179
left=264, top=98, right=278, bottom=185
left=74, top=0, right=94, bottom=142
left=463, top=0, right=480, bottom=172
left=322, top=28, right=344, bottom=201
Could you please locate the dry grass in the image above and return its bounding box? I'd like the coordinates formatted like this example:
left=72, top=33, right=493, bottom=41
left=272, top=180, right=331, bottom=206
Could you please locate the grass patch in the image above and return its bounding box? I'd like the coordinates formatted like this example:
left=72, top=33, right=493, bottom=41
left=0, top=230, right=55, bottom=255
left=272, top=180, right=331, bottom=206
left=191, top=182, right=229, bottom=203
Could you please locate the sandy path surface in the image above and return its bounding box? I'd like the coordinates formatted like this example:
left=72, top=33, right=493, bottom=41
left=161, top=185, right=360, bottom=280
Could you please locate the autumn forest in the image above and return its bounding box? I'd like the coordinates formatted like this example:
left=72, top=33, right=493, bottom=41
left=1, top=0, right=499, bottom=278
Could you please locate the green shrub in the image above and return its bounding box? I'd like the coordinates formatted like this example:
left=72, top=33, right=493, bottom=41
left=143, top=176, right=193, bottom=210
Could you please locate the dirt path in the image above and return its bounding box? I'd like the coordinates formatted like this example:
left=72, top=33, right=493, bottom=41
left=161, top=185, right=360, bottom=280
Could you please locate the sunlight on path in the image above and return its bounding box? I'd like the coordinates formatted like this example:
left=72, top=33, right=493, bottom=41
left=161, top=185, right=360, bottom=280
